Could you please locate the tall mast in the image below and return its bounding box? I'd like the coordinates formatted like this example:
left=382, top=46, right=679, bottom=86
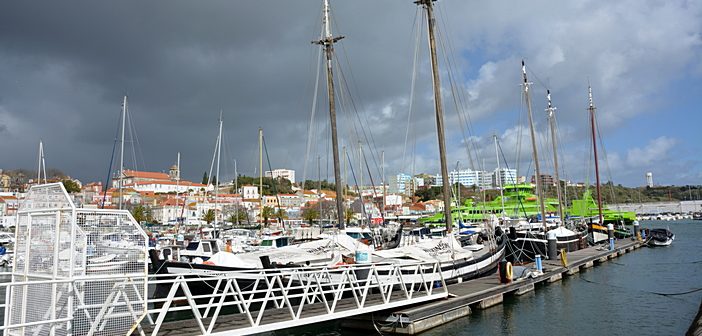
left=175, top=152, right=181, bottom=232
left=119, top=95, right=127, bottom=210
left=588, top=86, right=604, bottom=224
left=37, top=140, right=47, bottom=184
left=494, top=135, right=505, bottom=217
left=417, top=0, right=452, bottom=233
left=358, top=141, right=363, bottom=225
left=521, top=60, right=548, bottom=232
left=546, top=91, right=565, bottom=226
left=382, top=150, right=386, bottom=221
left=314, top=0, right=345, bottom=229
left=215, top=112, right=223, bottom=233
left=234, top=159, right=238, bottom=225
left=259, top=127, right=264, bottom=224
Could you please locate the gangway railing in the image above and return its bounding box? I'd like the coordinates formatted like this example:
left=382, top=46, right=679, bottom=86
left=1, top=261, right=448, bottom=336
left=145, top=261, right=448, bottom=335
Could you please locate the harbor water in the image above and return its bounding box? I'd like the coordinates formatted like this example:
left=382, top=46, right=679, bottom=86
left=271, top=220, right=702, bottom=335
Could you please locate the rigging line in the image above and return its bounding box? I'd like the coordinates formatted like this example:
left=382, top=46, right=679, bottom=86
left=403, top=7, right=423, bottom=171
left=594, top=109, right=617, bottom=204
left=125, top=106, right=138, bottom=171
left=435, top=5, right=479, bottom=171
left=102, top=113, right=122, bottom=209
left=345, top=150, right=367, bottom=222
left=262, top=135, right=283, bottom=223
left=127, top=104, right=147, bottom=172
left=361, top=147, right=381, bottom=214
left=436, top=28, right=476, bottom=171
left=515, top=86, right=525, bottom=180
left=579, top=276, right=702, bottom=297
left=334, top=51, right=383, bottom=179
left=498, top=141, right=529, bottom=218
left=302, top=44, right=323, bottom=196
left=207, top=119, right=219, bottom=186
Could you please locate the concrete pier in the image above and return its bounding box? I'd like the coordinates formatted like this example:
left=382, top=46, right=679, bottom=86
left=342, top=240, right=641, bottom=335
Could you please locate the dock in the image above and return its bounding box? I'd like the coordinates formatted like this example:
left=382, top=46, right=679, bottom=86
left=341, top=239, right=642, bottom=335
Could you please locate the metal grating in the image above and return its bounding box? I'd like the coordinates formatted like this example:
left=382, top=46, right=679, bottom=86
left=3, top=183, right=148, bottom=336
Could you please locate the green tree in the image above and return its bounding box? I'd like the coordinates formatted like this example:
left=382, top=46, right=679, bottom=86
left=131, top=205, right=149, bottom=224
left=203, top=209, right=215, bottom=225
left=62, top=179, right=80, bottom=193
left=302, top=207, right=319, bottom=224
left=261, top=206, right=275, bottom=227
left=227, top=206, right=248, bottom=225
left=202, top=171, right=209, bottom=185
left=345, top=207, right=354, bottom=225
left=211, top=175, right=217, bottom=186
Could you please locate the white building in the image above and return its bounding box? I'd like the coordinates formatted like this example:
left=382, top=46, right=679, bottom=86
left=265, top=169, right=295, bottom=184
left=241, top=185, right=259, bottom=200
left=493, top=168, right=517, bottom=187
left=434, top=169, right=493, bottom=189
left=646, top=172, right=654, bottom=188
left=389, top=173, right=414, bottom=195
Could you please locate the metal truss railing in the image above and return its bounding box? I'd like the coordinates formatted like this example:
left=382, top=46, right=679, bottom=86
left=146, top=261, right=447, bottom=335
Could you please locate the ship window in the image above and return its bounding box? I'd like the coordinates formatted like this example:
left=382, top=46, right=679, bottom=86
left=202, top=242, right=211, bottom=253
left=261, top=240, right=273, bottom=247
left=210, top=242, right=219, bottom=253
left=186, top=242, right=199, bottom=250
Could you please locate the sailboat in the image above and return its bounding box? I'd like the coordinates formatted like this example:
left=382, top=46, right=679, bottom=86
left=376, top=0, right=506, bottom=282
left=507, top=60, right=587, bottom=261
left=505, top=80, right=588, bottom=262
left=580, top=86, right=633, bottom=244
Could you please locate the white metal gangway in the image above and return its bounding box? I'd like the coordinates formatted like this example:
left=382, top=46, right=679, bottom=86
left=0, top=260, right=448, bottom=336
left=143, top=261, right=448, bottom=335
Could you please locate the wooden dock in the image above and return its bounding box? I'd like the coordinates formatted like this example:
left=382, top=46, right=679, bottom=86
left=341, top=239, right=643, bottom=335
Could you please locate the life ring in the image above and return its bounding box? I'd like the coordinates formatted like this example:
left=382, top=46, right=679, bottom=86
left=505, top=262, right=513, bottom=281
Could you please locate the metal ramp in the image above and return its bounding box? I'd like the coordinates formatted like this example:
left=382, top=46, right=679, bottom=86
left=1, top=183, right=149, bottom=336
left=142, top=262, right=448, bottom=335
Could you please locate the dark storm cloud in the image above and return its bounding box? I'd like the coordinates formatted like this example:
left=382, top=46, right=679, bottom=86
left=1, top=0, right=700, bottom=186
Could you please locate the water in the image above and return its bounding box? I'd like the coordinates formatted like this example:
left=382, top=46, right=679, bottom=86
left=273, top=220, right=702, bottom=335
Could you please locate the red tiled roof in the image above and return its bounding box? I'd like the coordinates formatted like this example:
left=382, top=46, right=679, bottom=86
left=123, top=169, right=170, bottom=180
left=132, top=180, right=207, bottom=187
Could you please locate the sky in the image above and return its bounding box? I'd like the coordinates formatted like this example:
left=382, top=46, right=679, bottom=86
left=1, top=0, right=701, bottom=188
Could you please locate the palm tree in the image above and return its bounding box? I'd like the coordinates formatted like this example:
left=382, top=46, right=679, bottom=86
left=203, top=209, right=215, bottom=225
left=261, top=206, right=275, bottom=227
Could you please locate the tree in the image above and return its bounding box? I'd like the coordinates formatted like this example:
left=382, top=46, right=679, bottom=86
left=202, top=171, right=209, bottom=185
left=203, top=209, right=215, bottom=225
left=261, top=206, right=275, bottom=227
left=227, top=205, right=248, bottom=225
left=345, top=207, right=354, bottom=225
left=131, top=205, right=149, bottom=224
left=62, top=179, right=80, bottom=193
left=302, top=207, right=319, bottom=224
left=211, top=175, right=217, bottom=186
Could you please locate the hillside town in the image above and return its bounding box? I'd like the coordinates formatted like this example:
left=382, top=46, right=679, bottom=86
left=2, top=165, right=700, bottom=229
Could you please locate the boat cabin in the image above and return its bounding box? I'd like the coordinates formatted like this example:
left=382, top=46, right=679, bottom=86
left=259, top=236, right=294, bottom=250
left=179, top=239, right=221, bottom=262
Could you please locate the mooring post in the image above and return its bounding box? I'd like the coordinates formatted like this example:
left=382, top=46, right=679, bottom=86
left=547, top=231, right=558, bottom=260
left=535, top=254, right=543, bottom=273
left=633, top=220, right=641, bottom=241
left=607, top=223, right=615, bottom=250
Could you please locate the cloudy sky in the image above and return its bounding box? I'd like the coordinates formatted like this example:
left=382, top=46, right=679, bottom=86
left=1, top=0, right=700, bottom=188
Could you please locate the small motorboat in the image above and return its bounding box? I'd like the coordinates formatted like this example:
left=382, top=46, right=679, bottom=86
left=644, top=228, right=675, bottom=247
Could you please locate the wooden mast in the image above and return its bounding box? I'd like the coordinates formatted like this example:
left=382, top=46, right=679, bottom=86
left=588, top=86, right=604, bottom=224
left=521, top=60, right=548, bottom=232
left=417, top=0, right=452, bottom=233
left=546, top=90, right=565, bottom=226
left=314, top=0, right=345, bottom=229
